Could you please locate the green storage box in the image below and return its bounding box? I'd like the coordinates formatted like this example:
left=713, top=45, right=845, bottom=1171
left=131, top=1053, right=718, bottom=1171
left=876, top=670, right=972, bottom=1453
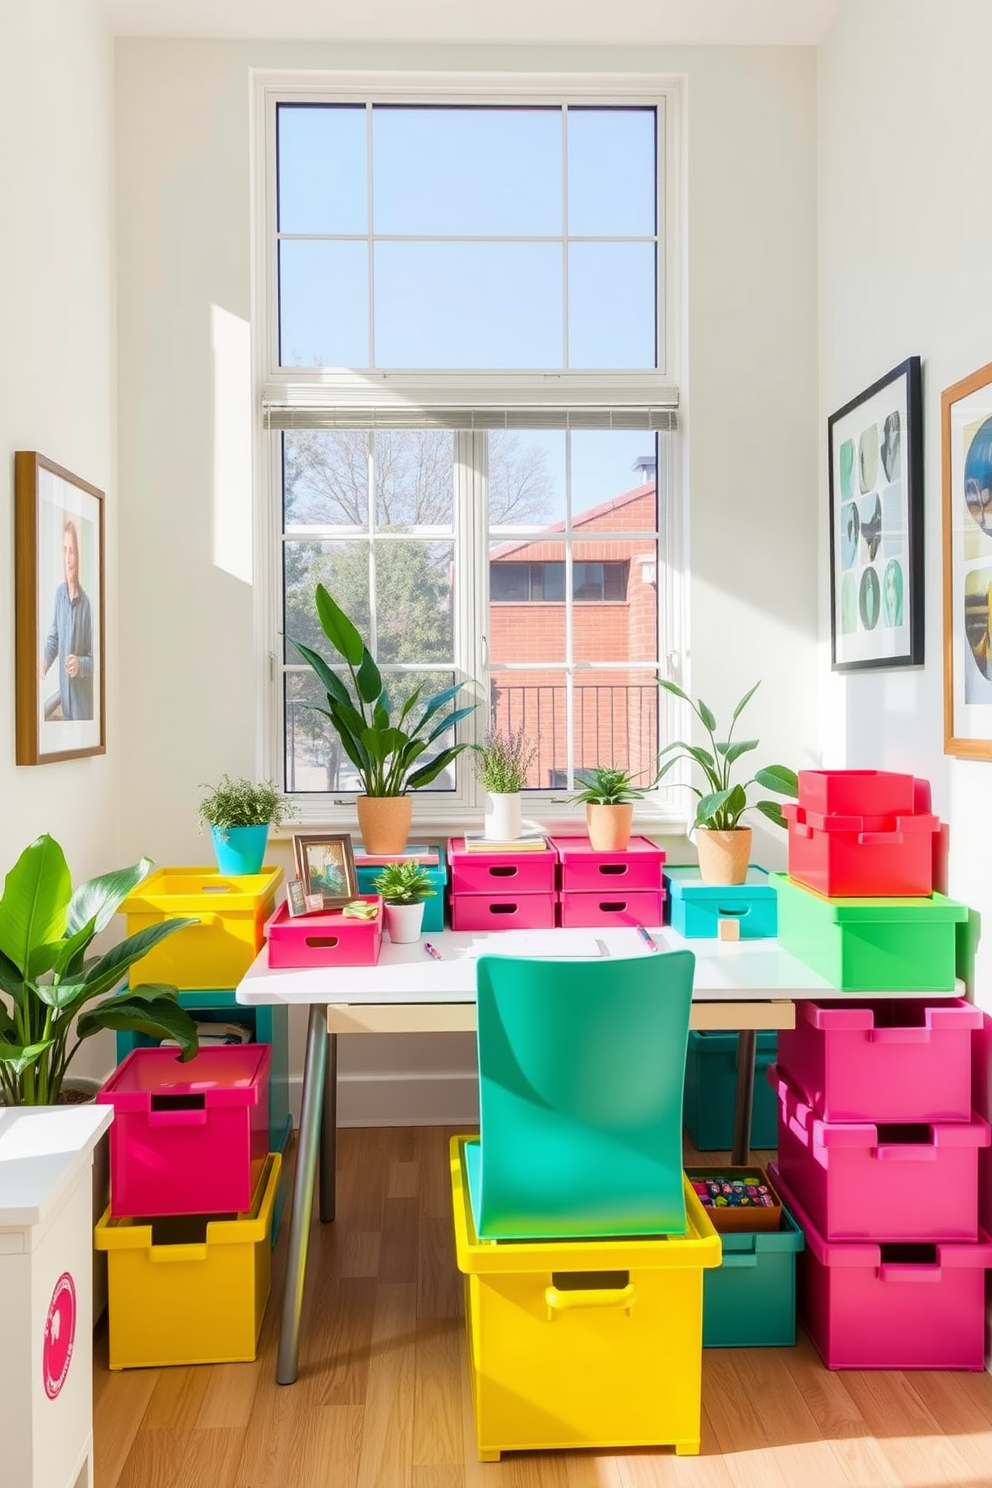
left=702, top=1205, right=804, bottom=1347
left=683, top=1030, right=779, bottom=1151
left=773, top=873, right=968, bottom=991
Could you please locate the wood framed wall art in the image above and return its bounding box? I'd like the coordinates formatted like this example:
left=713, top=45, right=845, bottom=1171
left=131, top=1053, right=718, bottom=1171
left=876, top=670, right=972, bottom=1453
left=15, top=452, right=106, bottom=764
left=942, top=359, right=992, bottom=758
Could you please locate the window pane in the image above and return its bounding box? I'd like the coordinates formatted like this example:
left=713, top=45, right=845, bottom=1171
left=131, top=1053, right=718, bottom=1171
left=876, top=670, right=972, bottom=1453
left=567, top=108, right=656, bottom=237
left=373, top=107, right=561, bottom=236
left=488, top=430, right=565, bottom=531
left=374, top=242, right=562, bottom=368
left=570, top=431, right=658, bottom=519
left=573, top=669, right=659, bottom=785
left=279, top=240, right=368, bottom=368
left=374, top=542, right=454, bottom=664
left=567, top=242, right=655, bottom=369
left=282, top=539, right=369, bottom=664
left=277, top=104, right=367, bottom=234
left=573, top=540, right=657, bottom=664
left=284, top=431, right=369, bottom=530
left=490, top=672, right=566, bottom=790
left=373, top=431, right=454, bottom=530
left=489, top=543, right=566, bottom=662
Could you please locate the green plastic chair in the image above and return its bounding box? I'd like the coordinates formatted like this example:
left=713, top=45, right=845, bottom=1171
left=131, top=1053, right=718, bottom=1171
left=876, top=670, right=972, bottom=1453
left=465, top=949, right=696, bottom=1241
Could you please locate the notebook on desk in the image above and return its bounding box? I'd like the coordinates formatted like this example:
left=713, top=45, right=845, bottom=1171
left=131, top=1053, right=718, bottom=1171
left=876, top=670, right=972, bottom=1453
left=464, top=931, right=605, bottom=959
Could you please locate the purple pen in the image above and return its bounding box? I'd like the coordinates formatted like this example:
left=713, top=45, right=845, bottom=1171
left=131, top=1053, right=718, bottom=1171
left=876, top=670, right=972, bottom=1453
left=423, top=941, right=443, bottom=961
left=636, top=925, right=658, bottom=952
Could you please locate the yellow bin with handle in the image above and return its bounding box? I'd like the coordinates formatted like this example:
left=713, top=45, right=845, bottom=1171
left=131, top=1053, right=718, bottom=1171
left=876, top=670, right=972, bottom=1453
left=450, top=1136, right=721, bottom=1461
left=120, top=866, right=283, bottom=989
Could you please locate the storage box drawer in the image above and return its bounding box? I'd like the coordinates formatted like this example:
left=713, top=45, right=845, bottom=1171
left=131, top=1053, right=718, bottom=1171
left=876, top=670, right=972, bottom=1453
left=683, top=1030, right=779, bottom=1150
left=783, top=804, right=939, bottom=898
left=450, top=893, right=556, bottom=932
left=665, top=866, right=777, bottom=939
left=447, top=838, right=557, bottom=895
left=702, top=1206, right=804, bottom=1348
left=264, top=897, right=383, bottom=968
left=770, top=1066, right=990, bottom=1243
left=549, top=835, right=665, bottom=892
left=558, top=889, right=664, bottom=929
left=776, top=998, right=982, bottom=1123
left=121, top=866, right=283, bottom=990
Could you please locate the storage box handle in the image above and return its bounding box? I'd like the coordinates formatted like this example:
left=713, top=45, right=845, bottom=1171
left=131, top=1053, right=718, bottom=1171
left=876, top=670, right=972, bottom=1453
left=875, top=1144, right=936, bottom=1162
left=859, top=831, right=904, bottom=847
left=149, top=1092, right=208, bottom=1126
left=544, top=1282, right=637, bottom=1318
left=868, top=1028, right=931, bottom=1045
left=716, top=904, right=749, bottom=918
left=597, top=863, right=629, bottom=877
left=488, top=865, right=518, bottom=878
left=305, top=935, right=340, bottom=947
left=488, top=903, right=519, bottom=915
left=877, top=1263, right=941, bottom=1284
left=719, top=1250, right=760, bottom=1269
left=150, top=1242, right=209, bottom=1263
left=599, top=901, right=628, bottom=913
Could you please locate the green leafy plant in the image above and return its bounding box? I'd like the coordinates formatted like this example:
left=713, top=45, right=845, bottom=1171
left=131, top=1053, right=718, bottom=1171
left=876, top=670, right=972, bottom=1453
left=289, top=585, right=478, bottom=796
left=571, top=765, right=652, bottom=806
left=196, top=775, right=297, bottom=841
left=656, top=680, right=798, bottom=830
left=0, top=835, right=199, bottom=1106
left=371, top=861, right=438, bottom=905
left=473, top=724, right=538, bottom=793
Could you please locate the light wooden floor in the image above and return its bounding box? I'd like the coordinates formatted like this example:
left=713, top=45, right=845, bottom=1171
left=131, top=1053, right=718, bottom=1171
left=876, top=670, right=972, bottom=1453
left=92, top=1126, right=992, bottom=1488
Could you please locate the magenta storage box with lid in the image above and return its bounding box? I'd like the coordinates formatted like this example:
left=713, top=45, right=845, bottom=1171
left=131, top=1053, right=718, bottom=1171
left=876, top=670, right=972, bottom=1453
left=776, top=999, right=982, bottom=1123
left=558, top=889, right=665, bottom=929
left=264, top=897, right=383, bottom=968
left=772, top=1164, right=992, bottom=1370
left=450, top=893, right=557, bottom=932
left=769, top=1066, right=990, bottom=1243
left=98, top=1044, right=271, bottom=1218
left=783, top=802, right=939, bottom=898
left=447, top=838, right=557, bottom=895
left=797, top=770, right=918, bottom=818
left=549, top=835, right=665, bottom=892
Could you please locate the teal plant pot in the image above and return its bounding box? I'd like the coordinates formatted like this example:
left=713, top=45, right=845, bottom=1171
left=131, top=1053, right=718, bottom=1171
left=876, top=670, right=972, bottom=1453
left=211, top=824, right=269, bottom=876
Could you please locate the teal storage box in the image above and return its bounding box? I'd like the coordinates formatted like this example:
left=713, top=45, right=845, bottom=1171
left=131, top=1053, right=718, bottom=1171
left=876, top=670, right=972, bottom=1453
left=773, top=873, right=968, bottom=991
left=684, top=1030, right=779, bottom=1151
left=702, top=1205, right=804, bottom=1347
left=356, top=849, right=446, bottom=931
left=665, top=866, right=777, bottom=939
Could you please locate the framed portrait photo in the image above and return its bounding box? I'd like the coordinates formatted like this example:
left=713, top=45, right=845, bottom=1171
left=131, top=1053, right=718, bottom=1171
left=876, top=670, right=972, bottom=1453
left=15, top=452, right=106, bottom=764
left=827, top=356, right=924, bottom=671
left=941, top=359, right=992, bottom=758
left=292, top=833, right=358, bottom=908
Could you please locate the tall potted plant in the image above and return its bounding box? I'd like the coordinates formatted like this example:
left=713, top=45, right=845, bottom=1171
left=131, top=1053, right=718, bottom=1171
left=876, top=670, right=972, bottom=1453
left=656, top=680, right=798, bottom=885
left=0, top=835, right=199, bottom=1106
left=570, top=765, right=650, bottom=852
left=290, top=586, right=478, bottom=853
left=196, top=775, right=297, bottom=875
left=473, top=724, right=537, bottom=841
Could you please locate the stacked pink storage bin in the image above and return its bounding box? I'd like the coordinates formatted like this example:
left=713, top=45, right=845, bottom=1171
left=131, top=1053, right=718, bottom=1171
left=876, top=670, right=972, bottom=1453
left=769, top=1000, right=992, bottom=1368
left=550, top=835, right=665, bottom=929
left=782, top=771, right=940, bottom=899
left=447, top=838, right=558, bottom=930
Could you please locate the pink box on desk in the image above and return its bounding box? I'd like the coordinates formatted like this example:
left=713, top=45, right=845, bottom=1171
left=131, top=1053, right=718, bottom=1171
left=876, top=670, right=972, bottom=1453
left=447, top=838, right=557, bottom=895
left=98, top=1044, right=270, bottom=1218
left=549, top=835, right=666, bottom=892
left=769, top=1065, right=990, bottom=1243
left=264, top=897, right=383, bottom=968
left=776, top=999, right=983, bottom=1124
left=558, top=888, right=665, bottom=929
left=450, top=892, right=557, bottom=931
left=772, top=1164, right=992, bottom=1371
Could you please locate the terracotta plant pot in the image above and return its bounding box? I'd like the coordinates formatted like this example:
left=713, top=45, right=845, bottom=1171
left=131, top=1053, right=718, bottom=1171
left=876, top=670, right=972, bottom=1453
left=695, top=827, right=752, bottom=886
left=585, top=802, right=634, bottom=852
left=356, top=795, right=414, bottom=855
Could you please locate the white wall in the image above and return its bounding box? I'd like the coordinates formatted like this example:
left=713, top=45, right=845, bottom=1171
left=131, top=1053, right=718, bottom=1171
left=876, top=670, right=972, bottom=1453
left=114, top=39, right=819, bottom=1119
left=0, top=0, right=118, bottom=1079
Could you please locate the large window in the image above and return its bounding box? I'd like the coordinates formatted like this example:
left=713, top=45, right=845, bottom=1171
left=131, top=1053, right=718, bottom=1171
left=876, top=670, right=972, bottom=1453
left=257, top=76, right=682, bottom=820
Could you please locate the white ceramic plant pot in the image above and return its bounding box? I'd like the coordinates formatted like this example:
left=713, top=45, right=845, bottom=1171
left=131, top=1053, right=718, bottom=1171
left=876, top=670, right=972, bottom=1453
left=384, top=900, right=426, bottom=944
left=484, top=791, right=522, bottom=841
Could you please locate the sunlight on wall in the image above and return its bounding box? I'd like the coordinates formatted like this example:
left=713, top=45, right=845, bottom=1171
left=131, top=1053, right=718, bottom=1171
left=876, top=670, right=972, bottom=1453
left=211, top=303, right=252, bottom=583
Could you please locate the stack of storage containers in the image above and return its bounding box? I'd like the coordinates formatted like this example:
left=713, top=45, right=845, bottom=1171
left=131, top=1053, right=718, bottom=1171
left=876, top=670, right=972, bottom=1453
left=549, top=835, right=665, bottom=928
left=94, top=1045, right=281, bottom=1369
left=447, top=837, right=558, bottom=930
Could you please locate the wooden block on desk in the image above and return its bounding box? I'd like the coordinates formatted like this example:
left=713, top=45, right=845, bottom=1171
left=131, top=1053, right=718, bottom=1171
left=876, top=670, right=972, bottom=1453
left=717, top=918, right=740, bottom=942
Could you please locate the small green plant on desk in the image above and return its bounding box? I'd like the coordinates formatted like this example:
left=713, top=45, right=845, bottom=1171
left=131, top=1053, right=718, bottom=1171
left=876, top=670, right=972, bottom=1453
left=371, top=862, right=437, bottom=905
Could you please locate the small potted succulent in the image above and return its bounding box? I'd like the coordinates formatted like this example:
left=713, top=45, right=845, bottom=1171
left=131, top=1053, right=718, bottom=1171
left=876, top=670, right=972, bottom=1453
left=196, top=775, right=297, bottom=876
left=473, top=724, right=538, bottom=841
left=571, top=765, right=651, bottom=851
left=371, top=861, right=437, bottom=944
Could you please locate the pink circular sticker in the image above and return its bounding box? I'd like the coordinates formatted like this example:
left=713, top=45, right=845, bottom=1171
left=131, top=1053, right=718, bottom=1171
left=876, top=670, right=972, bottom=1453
left=43, top=1271, right=76, bottom=1400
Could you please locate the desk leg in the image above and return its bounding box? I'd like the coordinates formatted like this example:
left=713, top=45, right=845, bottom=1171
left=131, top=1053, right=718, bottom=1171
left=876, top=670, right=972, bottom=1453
left=276, top=1002, right=327, bottom=1386
left=731, top=1028, right=756, bottom=1167
left=319, top=1031, right=337, bottom=1222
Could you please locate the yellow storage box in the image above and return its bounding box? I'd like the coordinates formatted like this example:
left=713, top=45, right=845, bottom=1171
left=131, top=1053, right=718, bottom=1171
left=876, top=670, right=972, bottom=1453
left=121, top=866, right=282, bottom=989
left=450, top=1137, right=721, bottom=1461
left=94, top=1152, right=280, bottom=1369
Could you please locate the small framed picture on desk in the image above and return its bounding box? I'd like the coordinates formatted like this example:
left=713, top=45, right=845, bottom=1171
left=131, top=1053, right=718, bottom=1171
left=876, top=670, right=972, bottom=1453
left=292, top=832, right=358, bottom=909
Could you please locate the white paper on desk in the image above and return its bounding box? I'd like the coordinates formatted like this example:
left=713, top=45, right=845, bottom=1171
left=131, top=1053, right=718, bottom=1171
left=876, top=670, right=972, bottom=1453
left=464, top=932, right=605, bottom=959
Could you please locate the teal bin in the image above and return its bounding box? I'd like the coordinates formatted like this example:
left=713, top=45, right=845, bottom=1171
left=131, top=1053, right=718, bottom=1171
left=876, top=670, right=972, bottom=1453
left=683, top=1030, right=779, bottom=1151
left=702, top=1205, right=804, bottom=1347
left=665, top=866, right=777, bottom=939
left=356, top=852, right=447, bottom=931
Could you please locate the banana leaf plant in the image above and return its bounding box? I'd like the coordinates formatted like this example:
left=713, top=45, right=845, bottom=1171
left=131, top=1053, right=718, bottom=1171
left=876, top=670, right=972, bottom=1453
left=290, top=585, right=478, bottom=796
left=0, top=834, right=199, bottom=1106
left=656, top=679, right=799, bottom=831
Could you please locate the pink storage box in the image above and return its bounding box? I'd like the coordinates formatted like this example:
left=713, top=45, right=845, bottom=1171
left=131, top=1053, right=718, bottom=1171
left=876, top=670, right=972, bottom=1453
left=450, top=892, right=556, bottom=932
left=98, top=1044, right=270, bottom=1218
left=265, top=897, right=382, bottom=968
left=771, top=1164, right=992, bottom=1370
left=447, top=839, right=557, bottom=895
left=776, top=998, right=983, bottom=1123
left=797, top=770, right=917, bottom=819
left=769, top=1066, right=990, bottom=1243
left=548, top=835, right=666, bottom=892
left=783, top=802, right=939, bottom=897
left=558, top=889, right=665, bottom=929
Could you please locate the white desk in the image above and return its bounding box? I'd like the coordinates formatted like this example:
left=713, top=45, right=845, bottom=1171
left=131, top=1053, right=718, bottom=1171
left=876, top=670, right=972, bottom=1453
left=237, top=924, right=964, bottom=1384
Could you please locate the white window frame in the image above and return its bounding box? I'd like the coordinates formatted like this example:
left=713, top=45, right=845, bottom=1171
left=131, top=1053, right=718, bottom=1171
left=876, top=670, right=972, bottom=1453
left=250, top=69, right=688, bottom=833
